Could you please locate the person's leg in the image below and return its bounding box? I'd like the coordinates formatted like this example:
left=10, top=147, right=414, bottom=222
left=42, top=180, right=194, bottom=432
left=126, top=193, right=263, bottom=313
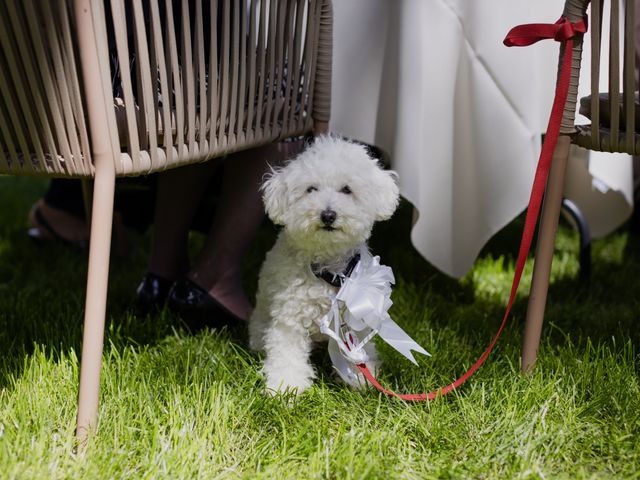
left=28, top=179, right=89, bottom=246
left=146, top=161, right=220, bottom=281
left=136, top=161, right=219, bottom=312
left=43, top=178, right=86, bottom=217
left=186, top=141, right=302, bottom=321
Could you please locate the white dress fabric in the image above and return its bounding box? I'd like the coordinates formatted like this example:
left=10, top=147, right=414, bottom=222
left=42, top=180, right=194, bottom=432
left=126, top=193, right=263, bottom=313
left=329, top=0, right=633, bottom=278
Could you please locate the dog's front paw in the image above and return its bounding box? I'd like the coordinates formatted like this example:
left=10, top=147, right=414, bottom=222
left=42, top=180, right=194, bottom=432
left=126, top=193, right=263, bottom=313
left=264, top=368, right=314, bottom=396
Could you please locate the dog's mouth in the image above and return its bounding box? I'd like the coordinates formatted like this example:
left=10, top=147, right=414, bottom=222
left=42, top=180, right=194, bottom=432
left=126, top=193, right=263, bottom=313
left=321, top=225, right=337, bottom=232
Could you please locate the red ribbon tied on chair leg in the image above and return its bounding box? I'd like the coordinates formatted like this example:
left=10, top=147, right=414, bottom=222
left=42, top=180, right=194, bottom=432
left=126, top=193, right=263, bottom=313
left=503, top=16, right=588, bottom=47
left=355, top=15, right=588, bottom=401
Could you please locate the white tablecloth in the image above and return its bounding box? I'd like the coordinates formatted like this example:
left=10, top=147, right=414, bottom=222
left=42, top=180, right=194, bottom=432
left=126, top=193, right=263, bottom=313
left=329, top=0, right=633, bottom=278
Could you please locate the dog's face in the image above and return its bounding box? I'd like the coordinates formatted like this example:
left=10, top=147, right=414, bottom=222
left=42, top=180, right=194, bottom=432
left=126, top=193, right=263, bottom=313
left=262, top=136, right=400, bottom=259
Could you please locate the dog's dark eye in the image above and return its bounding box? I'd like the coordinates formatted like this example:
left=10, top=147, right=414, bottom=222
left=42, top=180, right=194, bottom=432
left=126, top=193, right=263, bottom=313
left=340, top=185, right=352, bottom=195
left=306, top=185, right=318, bottom=193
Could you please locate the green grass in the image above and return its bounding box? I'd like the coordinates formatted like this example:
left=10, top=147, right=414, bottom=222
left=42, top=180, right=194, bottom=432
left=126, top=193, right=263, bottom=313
left=0, top=175, right=639, bottom=479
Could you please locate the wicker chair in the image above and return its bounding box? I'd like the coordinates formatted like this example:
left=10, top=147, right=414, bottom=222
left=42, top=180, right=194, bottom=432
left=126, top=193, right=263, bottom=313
left=0, top=0, right=332, bottom=443
left=522, top=0, right=634, bottom=371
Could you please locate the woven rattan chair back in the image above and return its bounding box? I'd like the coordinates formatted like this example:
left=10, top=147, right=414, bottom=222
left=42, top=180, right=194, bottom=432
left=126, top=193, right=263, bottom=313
left=0, top=0, right=332, bottom=177
left=571, top=0, right=638, bottom=154
left=0, top=0, right=332, bottom=446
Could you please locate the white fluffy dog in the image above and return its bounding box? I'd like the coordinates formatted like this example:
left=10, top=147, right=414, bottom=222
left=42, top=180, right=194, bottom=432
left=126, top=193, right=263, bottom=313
left=249, top=136, right=400, bottom=395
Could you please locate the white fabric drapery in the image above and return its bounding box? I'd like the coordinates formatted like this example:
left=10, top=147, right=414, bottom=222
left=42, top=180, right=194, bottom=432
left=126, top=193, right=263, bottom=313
left=330, top=0, right=633, bottom=278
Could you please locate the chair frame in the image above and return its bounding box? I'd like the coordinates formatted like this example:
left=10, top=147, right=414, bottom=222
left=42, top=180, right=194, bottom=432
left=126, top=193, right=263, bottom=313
left=522, top=0, right=634, bottom=371
left=0, top=0, right=333, bottom=445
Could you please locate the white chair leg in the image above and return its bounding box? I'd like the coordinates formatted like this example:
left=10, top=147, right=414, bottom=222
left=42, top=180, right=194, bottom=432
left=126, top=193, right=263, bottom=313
left=522, top=135, right=571, bottom=373
left=76, top=164, right=115, bottom=446
left=73, top=0, right=119, bottom=447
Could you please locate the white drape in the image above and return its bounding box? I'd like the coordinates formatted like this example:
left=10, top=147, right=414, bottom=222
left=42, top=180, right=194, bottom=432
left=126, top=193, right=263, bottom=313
left=330, top=0, right=633, bottom=278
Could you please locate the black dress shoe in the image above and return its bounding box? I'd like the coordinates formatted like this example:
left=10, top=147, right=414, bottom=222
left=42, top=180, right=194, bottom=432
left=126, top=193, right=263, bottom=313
left=167, top=278, right=243, bottom=331
left=135, top=272, right=173, bottom=313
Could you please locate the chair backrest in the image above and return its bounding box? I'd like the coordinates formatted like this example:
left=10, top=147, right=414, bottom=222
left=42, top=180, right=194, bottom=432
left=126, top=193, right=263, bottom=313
left=0, top=0, right=332, bottom=177
left=563, top=0, right=638, bottom=154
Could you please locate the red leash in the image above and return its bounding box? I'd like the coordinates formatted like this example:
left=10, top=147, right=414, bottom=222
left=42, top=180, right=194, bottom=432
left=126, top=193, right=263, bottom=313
left=357, top=16, right=588, bottom=401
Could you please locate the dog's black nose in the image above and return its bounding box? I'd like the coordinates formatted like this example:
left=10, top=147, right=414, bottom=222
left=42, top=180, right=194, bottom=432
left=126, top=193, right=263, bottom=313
left=320, top=208, right=337, bottom=226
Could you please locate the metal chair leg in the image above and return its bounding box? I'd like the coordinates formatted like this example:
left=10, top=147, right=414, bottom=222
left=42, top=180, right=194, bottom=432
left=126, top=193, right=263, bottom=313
left=74, top=0, right=118, bottom=447
left=522, top=135, right=571, bottom=373
left=76, top=164, right=115, bottom=447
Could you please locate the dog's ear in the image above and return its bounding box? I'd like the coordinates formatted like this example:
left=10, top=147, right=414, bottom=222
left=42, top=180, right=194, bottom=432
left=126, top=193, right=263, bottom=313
left=370, top=162, right=400, bottom=221
left=261, top=166, right=289, bottom=225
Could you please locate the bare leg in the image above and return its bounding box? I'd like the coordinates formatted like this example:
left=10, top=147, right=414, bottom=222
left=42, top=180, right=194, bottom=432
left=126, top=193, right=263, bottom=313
left=147, top=161, right=219, bottom=280
left=188, top=140, right=302, bottom=320
left=28, top=195, right=129, bottom=255
left=28, top=199, right=89, bottom=245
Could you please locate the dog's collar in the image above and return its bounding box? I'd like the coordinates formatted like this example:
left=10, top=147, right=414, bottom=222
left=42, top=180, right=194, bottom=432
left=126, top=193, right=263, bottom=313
left=311, top=253, right=361, bottom=288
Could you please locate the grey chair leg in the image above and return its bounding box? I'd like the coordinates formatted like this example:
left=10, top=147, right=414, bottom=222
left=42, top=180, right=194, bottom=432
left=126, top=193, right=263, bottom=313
left=522, top=135, right=571, bottom=373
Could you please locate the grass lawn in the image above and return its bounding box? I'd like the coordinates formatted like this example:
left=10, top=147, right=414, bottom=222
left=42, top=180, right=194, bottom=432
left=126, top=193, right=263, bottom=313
left=0, top=175, right=638, bottom=479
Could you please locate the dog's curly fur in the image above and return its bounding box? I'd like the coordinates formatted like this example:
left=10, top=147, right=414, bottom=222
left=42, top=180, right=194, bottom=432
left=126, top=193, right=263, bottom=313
left=249, top=136, right=400, bottom=395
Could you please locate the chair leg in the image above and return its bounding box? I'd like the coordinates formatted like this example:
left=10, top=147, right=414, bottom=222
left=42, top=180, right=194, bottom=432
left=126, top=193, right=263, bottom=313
left=521, top=135, right=571, bottom=373
left=76, top=165, right=115, bottom=447
left=73, top=0, right=119, bottom=448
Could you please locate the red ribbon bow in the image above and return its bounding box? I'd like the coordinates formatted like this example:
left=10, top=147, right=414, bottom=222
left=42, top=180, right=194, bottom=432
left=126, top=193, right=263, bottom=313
left=504, top=16, right=588, bottom=47
left=357, top=15, right=588, bottom=401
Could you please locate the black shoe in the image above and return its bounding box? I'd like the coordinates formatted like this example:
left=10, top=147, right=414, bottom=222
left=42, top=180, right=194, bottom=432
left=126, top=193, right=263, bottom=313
left=135, top=272, right=173, bottom=314
left=167, top=278, right=243, bottom=332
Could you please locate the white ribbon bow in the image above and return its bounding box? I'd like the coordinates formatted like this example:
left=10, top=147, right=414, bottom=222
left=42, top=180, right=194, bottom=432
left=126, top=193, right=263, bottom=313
left=319, top=248, right=430, bottom=387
